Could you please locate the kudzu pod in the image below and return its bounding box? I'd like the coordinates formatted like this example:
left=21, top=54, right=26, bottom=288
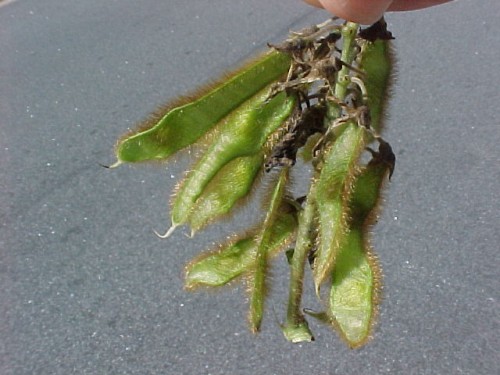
left=328, top=147, right=391, bottom=348
left=114, top=51, right=291, bottom=164
left=185, top=238, right=254, bottom=289
left=248, top=168, right=290, bottom=332
left=188, top=153, right=264, bottom=234
left=111, top=17, right=399, bottom=345
left=313, top=121, right=367, bottom=293
left=168, top=87, right=297, bottom=234
left=328, top=229, right=379, bottom=348
left=184, top=204, right=297, bottom=289
left=357, top=22, right=393, bottom=133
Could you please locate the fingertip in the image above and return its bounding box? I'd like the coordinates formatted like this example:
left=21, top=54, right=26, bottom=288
left=312, top=0, right=393, bottom=25
left=388, top=0, right=452, bottom=11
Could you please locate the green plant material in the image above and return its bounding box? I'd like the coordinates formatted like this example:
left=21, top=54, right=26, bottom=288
left=309, top=22, right=371, bottom=294
left=328, top=230, right=379, bottom=348
left=299, top=132, right=323, bottom=162
left=313, top=122, right=367, bottom=293
left=112, top=17, right=397, bottom=347
left=188, top=153, right=263, bottom=235
left=281, top=185, right=316, bottom=343
left=281, top=321, right=315, bottom=344
left=113, top=51, right=291, bottom=164
left=327, top=143, right=392, bottom=347
left=248, top=167, right=291, bottom=332
left=357, top=19, right=394, bottom=133
left=185, top=237, right=254, bottom=289
left=326, top=22, right=359, bottom=122
left=333, top=22, right=361, bottom=102
left=185, top=203, right=297, bottom=289
left=167, top=88, right=297, bottom=236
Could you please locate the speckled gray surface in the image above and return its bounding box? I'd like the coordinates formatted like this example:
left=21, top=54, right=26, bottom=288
left=1, top=1, right=499, bottom=374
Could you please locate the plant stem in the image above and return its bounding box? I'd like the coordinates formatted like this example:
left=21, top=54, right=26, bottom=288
left=336, top=22, right=359, bottom=97
left=249, top=168, right=290, bottom=332
left=327, top=22, right=359, bottom=122
left=282, top=185, right=316, bottom=342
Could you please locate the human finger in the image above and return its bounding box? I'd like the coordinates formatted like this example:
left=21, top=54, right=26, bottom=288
left=303, top=0, right=452, bottom=24
left=302, top=0, right=393, bottom=24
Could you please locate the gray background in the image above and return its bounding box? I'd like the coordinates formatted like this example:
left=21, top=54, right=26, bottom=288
left=1, top=0, right=499, bottom=374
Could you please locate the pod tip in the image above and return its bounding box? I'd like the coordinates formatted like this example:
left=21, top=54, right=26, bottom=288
left=153, top=223, right=178, bottom=239
left=103, top=160, right=123, bottom=169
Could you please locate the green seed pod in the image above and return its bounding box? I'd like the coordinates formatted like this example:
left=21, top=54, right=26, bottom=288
left=113, top=51, right=291, bottom=164
left=168, top=87, right=297, bottom=235
left=184, top=203, right=297, bottom=290
left=327, top=146, right=392, bottom=348
left=185, top=237, right=254, bottom=289
left=328, top=228, right=380, bottom=348
left=313, top=122, right=367, bottom=293
left=110, top=17, right=400, bottom=345
left=248, top=168, right=291, bottom=332
left=188, top=153, right=264, bottom=235
left=357, top=21, right=394, bottom=134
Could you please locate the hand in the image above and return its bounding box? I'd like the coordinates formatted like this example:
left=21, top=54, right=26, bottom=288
left=303, top=0, right=452, bottom=24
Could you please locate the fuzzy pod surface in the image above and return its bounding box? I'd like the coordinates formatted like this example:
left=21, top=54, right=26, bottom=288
left=114, top=51, right=291, bottom=164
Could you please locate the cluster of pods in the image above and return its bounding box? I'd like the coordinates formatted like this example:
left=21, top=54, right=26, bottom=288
left=112, top=18, right=395, bottom=347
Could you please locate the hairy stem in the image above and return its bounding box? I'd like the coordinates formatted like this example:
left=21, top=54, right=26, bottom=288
left=282, top=185, right=316, bottom=342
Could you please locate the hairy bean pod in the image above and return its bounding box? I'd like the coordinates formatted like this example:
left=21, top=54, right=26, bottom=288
left=313, top=121, right=367, bottom=293
left=357, top=27, right=393, bottom=133
left=185, top=204, right=297, bottom=289
left=328, top=147, right=391, bottom=348
left=188, top=153, right=264, bottom=234
left=111, top=17, right=399, bottom=346
left=114, top=51, right=291, bottom=164
left=169, top=88, right=297, bottom=233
